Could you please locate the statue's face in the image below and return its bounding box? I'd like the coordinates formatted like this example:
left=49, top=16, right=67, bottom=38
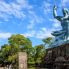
left=62, top=8, right=69, bottom=16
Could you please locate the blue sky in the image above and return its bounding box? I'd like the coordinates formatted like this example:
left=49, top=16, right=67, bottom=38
left=0, top=0, right=69, bottom=46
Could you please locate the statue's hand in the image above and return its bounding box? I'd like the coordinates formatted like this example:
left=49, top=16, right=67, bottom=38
left=53, top=5, right=57, bottom=10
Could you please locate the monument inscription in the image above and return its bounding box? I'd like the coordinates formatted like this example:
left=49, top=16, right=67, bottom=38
left=18, top=52, right=27, bottom=69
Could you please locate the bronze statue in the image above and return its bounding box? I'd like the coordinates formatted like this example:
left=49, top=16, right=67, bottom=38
left=53, top=5, right=69, bottom=41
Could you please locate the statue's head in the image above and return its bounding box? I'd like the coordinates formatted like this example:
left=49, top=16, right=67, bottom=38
left=62, top=8, right=69, bottom=16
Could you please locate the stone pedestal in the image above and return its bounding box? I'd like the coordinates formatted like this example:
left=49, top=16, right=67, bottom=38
left=18, top=52, right=27, bottom=69
left=0, top=67, right=4, bottom=69
left=45, top=43, right=69, bottom=69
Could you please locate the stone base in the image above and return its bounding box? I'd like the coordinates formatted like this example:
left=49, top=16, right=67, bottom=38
left=45, top=43, right=69, bottom=68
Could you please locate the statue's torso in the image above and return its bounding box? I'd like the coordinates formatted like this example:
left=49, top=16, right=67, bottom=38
left=61, top=16, right=69, bottom=30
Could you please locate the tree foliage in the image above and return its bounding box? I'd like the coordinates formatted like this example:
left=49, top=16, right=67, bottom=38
left=34, top=44, right=46, bottom=63
left=42, top=37, right=54, bottom=48
left=0, top=34, right=47, bottom=67
left=8, top=34, right=32, bottom=49
left=0, top=34, right=32, bottom=65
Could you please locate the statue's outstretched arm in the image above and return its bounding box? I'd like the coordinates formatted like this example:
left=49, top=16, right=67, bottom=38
left=62, top=15, right=69, bottom=20
left=53, top=6, right=62, bottom=21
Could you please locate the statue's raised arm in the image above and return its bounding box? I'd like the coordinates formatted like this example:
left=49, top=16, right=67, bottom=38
left=53, top=5, right=57, bottom=17
left=53, top=5, right=62, bottom=21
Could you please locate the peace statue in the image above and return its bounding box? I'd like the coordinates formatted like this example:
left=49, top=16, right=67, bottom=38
left=52, top=5, right=69, bottom=41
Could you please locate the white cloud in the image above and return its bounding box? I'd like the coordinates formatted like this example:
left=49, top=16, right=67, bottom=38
left=24, top=28, right=53, bottom=39
left=27, top=20, right=35, bottom=29
left=0, top=32, right=12, bottom=39
left=16, top=0, right=33, bottom=9
left=23, top=30, right=36, bottom=37
left=0, top=0, right=33, bottom=21
left=49, top=19, right=61, bottom=30
left=0, top=0, right=44, bottom=30
left=0, top=28, right=53, bottom=39
left=42, top=1, right=52, bottom=15
left=62, top=0, right=69, bottom=7
left=27, top=11, right=44, bottom=29
left=36, top=28, right=53, bottom=39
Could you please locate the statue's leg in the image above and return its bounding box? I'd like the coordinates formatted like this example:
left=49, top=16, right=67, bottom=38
left=64, top=33, right=66, bottom=41
left=67, top=28, right=69, bottom=40
left=66, top=24, right=69, bottom=40
left=66, top=30, right=69, bottom=40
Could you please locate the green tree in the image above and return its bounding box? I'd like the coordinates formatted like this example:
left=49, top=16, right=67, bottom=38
left=34, top=44, right=45, bottom=64
left=8, top=34, right=32, bottom=64
left=42, top=37, right=53, bottom=45
left=42, top=37, right=54, bottom=48
left=0, top=34, right=32, bottom=67
left=28, top=47, right=36, bottom=65
left=8, top=34, right=32, bottom=50
left=0, top=44, right=11, bottom=64
left=0, top=44, right=18, bottom=69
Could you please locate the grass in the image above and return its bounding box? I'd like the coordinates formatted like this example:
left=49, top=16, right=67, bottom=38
left=28, top=67, right=47, bottom=69
left=28, top=67, right=36, bottom=69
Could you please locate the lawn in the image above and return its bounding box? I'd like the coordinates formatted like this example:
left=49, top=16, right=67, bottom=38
left=28, top=67, right=47, bottom=69
left=28, top=67, right=36, bottom=69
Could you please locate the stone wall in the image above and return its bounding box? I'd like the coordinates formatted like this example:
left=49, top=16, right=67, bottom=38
left=44, top=43, right=69, bottom=69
